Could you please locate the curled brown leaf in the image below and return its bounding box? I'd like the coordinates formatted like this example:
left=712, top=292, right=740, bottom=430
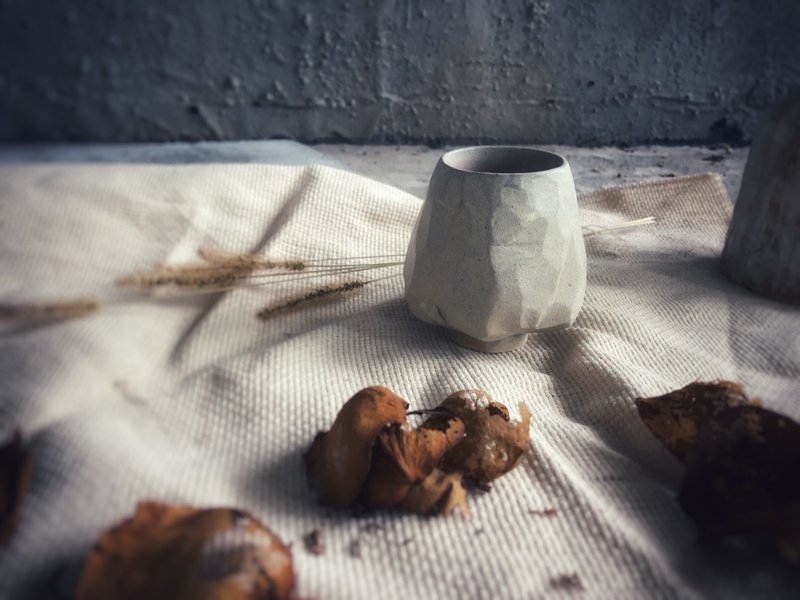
left=637, top=382, right=800, bottom=565
left=423, top=389, right=531, bottom=485
left=75, top=502, right=295, bottom=600
left=677, top=405, right=800, bottom=564
left=360, top=417, right=465, bottom=510
left=401, top=469, right=469, bottom=517
left=635, top=380, right=758, bottom=463
left=303, top=528, right=325, bottom=556
left=303, top=386, right=408, bottom=507
left=304, top=387, right=526, bottom=517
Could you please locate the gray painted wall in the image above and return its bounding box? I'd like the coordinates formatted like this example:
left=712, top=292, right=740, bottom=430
left=1, top=0, right=798, bottom=145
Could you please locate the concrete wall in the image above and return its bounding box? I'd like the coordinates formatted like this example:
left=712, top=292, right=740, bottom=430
left=1, top=0, right=798, bottom=145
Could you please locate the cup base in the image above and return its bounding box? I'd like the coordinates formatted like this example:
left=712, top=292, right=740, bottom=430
left=446, top=330, right=529, bottom=353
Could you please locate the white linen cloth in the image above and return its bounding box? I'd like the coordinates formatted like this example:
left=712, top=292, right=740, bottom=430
left=1, top=162, right=798, bottom=599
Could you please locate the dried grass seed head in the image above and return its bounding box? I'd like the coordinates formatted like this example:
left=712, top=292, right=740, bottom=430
left=116, top=247, right=306, bottom=292
left=257, top=280, right=366, bottom=319
left=0, top=298, right=100, bottom=323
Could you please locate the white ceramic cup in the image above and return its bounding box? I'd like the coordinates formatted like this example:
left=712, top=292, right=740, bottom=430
left=404, top=146, right=587, bottom=353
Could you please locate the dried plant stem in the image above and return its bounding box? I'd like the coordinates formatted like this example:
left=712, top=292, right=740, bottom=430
left=246, top=261, right=403, bottom=282
left=304, top=253, right=407, bottom=264
left=196, top=247, right=305, bottom=271
left=6, top=217, right=656, bottom=326
left=116, top=248, right=306, bottom=292
left=257, top=280, right=367, bottom=319
left=0, top=298, right=101, bottom=322
left=117, top=267, right=254, bottom=290
left=119, top=262, right=404, bottom=299
left=364, top=272, right=403, bottom=284
left=582, top=216, right=656, bottom=237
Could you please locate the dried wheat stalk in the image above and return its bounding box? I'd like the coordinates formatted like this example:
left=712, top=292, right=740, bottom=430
left=116, top=248, right=305, bottom=291
left=582, top=216, right=657, bottom=237
left=7, top=218, right=655, bottom=327
left=197, top=247, right=305, bottom=272
left=256, top=280, right=367, bottom=319
left=0, top=298, right=101, bottom=322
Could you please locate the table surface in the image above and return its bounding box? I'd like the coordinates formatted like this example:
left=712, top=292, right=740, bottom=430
left=316, top=144, right=748, bottom=200
left=0, top=141, right=748, bottom=200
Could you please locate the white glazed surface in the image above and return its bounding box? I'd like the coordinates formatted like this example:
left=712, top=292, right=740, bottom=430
left=404, top=149, right=587, bottom=347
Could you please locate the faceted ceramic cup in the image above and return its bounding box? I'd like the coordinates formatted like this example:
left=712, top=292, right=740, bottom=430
left=403, top=146, right=587, bottom=353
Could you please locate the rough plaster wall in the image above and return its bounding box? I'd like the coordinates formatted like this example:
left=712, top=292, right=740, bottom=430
left=1, top=0, right=798, bottom=144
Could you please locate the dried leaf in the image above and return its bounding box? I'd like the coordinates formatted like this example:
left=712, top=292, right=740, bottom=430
left=678, top=405, right=800, bottom=536
left=401, top=469, right=469, bottom=517
left=305, top=387, right=525, bottom=517
left=75, top=502, right=295, bottom=600
left=0, top=429, right=32, bottom=545
left=635, top=380, right=758, bottom=462
left=635, top=382, right=800, bottom=565
left=360, top=417, right=465, bottom=509
left=302, top=528, right=325, bottom=556
left=424, top=389, right=531, bottom=485
left=304, top=386, right=408, bottom=507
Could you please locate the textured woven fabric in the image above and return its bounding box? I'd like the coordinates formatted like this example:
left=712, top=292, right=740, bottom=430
left=1, top=163, right=798, bottom=599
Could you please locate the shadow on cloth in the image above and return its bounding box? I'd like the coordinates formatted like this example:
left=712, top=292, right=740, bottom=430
left=647, top=257, right=800, bottom=384
left=538, top=254, right=800, bottom=592
left=13, top=553, right=84, bottom=600
left=168, top=170, right=318, bottom=367
left=241, top=446, right=321, bottom=519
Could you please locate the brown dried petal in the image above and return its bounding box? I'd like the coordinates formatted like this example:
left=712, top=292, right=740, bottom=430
left=0, top=429, right=32, bottom=545
left=424, top=389, right=531, bottom=485
left=302, top=528, right=325, bottom=556
left=635, top=380, right=758, bottom=463
left=361, top=417, right=465, bottom=509
left=401, top=469, right=469, bottom=517
left=678, top=405, right=800, bottom=528
left=75, top=501, right=295, bottom=600
left=304, top=386, right=408, bottom=507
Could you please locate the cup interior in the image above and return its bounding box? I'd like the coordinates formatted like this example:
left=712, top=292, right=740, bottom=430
left=442, top=146, right=564, bottom=174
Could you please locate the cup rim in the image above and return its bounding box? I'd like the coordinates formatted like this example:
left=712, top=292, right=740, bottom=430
left=441, top=145, right=566, bottom=175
